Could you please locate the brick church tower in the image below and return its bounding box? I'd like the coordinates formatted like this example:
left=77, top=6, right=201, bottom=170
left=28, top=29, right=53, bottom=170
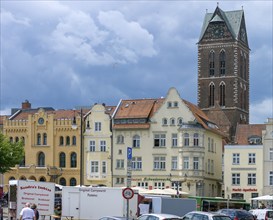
left=197, top=6, right=250, bottom=141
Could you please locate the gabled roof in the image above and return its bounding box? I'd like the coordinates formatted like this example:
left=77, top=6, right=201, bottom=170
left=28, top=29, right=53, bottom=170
left=199, top=6, right=244, bottom=42
left=234, top=124, right=266, bottom=145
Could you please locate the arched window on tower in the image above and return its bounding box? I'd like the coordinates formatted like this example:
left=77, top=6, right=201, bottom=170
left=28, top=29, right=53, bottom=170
left=70, top=152, right=77, bottom=168
left=219, top=51, right=226, bottom=76
left=209, top=51, right=215, bottom=76
left=209, top=83, right=215, bottom=107
left=37, top=133, right=41, bottom=145
left=60, top=152, right=66, bottom=168
left=219, top=82, right=226, bottom=106
left=43, top=133, right=47, bottom=145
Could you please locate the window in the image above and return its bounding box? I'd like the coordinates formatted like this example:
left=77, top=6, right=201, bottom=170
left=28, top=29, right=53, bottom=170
left=248, top=173, right=256, bottom=185
left=70, top=152, right=77, bottom=168
left=59, top=136, right=64, bottom=146
left=91, top=161, right=99, bottom=173
left=172, top=133, right=178, bottom=147
left=154, top=134, right=166, bottom=147
left=137, top=182, right=148, bottom=189
left=59, top=178, right=66, bottom=186
left=211, top=160, right=214, bottom=174
left=37, top=133, right=41, bottom=145
left=38, top=152, right=45, bottom=167
left=15, top=137, right=19, bottom=142
left=232, top=173, right=240, bottom=185
left=170, top=118, right=175, bottom=125
left=70, top=178, right=76, bottom=186
left=208, top=159, right=211, bottom=174
left=177, top=118, right=183, bottom=126
left=100, top=140, right=106, bottom=152
left=154, top=156, right=166, bottom=170
left=162, top=118, right=168, bottom=125
left=102, top=161, right=106, bottom=174
left=248, top=153, right=256, bottom=164
left=171, top=156, right=178, bottom=170
left=59, top=152, right=66, bottom=168
left=219, top=50, right=226, bottom=76
left=208, top=138, right=211, bottom=151
left=89, top=140, right=95, bottom=152
left=219, top=82, right=226, bottom=106
left=184, top=133, right=189, bottom=146
left=116, top=159, right=124, bottom=169
left=133, top=135, right=140, bottom=148
left=167, top=102, right=172, bottom=108
left=183, top=157, right=189, bottom=169
left=43, top=133, right=47, bottom=145
left=193, top=157, right=199, bottom=170
left=193, top=133, right=199, bottom=146
left=269, top=171, right=273, bottom=186
left=209, top=51, right=215, bottom=76
left=173, top=102, right=178, bottom=107
left=132, top=157, right=142, bottom=170
left=209, top=83, right=215, bottom=107
left=116, top=177, right=124, bottom=184
left=72, top=136, right=76, bottom=145
left=66, top=136, right=70, bottom=145
left=95, top=122, right=101, bottom=131
left=232, top=153, right=240, bottom=165
left=9, top=137, right=13, bottom=143
left=117, top=135, right=124, bottom=144
left=270, top=148, right=273, bottom=160
left=154, top=182, right=165, bottom=189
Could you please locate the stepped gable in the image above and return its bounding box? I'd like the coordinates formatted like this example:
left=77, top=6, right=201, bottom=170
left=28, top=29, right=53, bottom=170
left=234, top=124, right=266, bottom=145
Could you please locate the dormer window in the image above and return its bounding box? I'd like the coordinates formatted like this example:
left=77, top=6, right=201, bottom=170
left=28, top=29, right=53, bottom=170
left=167, top=102, right=172, bottom=108
left=162, top=118, right=168, bottom=126
left=248, top=135, right=262, bottom=145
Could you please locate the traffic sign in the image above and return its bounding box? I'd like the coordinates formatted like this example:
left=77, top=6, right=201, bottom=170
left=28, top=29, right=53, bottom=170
left=122, top=187, right=134, bottom=200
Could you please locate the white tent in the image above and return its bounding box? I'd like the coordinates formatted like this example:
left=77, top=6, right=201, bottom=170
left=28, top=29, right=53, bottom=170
left=163, top=188, right=189, bottom=195
left=251, top=195, right=273, bottom=201
left=143, top=188, right=172, bottom=195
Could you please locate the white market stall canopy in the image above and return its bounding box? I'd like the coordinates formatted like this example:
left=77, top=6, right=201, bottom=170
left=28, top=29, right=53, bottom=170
left=251, top=195, right=273, bottom=201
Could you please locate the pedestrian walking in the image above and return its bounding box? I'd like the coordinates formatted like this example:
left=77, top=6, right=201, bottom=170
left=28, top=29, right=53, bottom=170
left=31, top=204, right=39, bottom=220
left=19, top=203, right=36, bottom=220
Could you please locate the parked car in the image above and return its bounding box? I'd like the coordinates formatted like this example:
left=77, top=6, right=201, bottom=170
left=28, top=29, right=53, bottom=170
left=138, top=213, right=181, bottom=220
left=99, top=217, right=133, bottom=220
left=181, top=211, right=232, bottom=220
left=217, top=209, right=255, bottom=220
left=249, top=209, right=273, bottom=220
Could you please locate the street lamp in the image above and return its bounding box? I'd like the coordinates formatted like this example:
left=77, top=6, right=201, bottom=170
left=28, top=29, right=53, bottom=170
left=72, top=108, right=87, bottom=186
left=169, top=173, right=187, bottom=197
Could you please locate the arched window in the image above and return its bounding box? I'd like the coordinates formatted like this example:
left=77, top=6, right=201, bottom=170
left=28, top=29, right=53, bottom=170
left=177, top=118, right=183, bottom=126
left=70, top=152, right=77, bottom=168
left=66, top=136, right=70, bottom=145
left=60, top=152, right=66, bottom=168
left=117, top=135, right=124, bottom=144
left=19, top=156, right=25, bottom=167
left=43, top=133, right=47, bottom=145
left=39, top=177, right=46, bottom=182
left=72, top=136, right=76, bottom=145
left=170, top=118, right=175, bottom=125
left=193, top=133, right=199, bottom=146
left=132, top=135, right=140, bottom=148
left=37, top=133, right=41, bottom=145
left=15, top=137, right=19, bottom=142
left=184, top=133, right=189, bottom=146
left=70, top=178, right=77, bottom=186
left=219, top=50, right=226, bottom=76
left=38, top=152, right=45, bottom=167
left=20, top=176, right=26, bottom=180
left=162, top=118, right=168, bottom=125
left=59, top=178, right=66, bottom=186
left=209, top=51, right=215, bottom=76
left=219, top=82, right=226, bottom=106
left=209, top=83, right=215, bottom=107
left=59, top=136, right=64, bottom=146
left=10, top=137, right=13, bottom=142
left=21, top=136, right=25, bottom=145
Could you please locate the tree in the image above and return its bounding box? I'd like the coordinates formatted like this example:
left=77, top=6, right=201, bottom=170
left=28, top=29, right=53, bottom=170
left=0, top=133, right=24, bottom=173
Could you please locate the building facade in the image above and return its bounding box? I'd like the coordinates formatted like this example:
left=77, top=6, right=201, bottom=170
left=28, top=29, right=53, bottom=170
left=112, top=87, right=224, bottom=196
left=197, top=6, right=250, bottom=141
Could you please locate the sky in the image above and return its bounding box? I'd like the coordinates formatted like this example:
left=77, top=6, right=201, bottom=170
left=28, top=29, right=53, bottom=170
left=0, top=1, right=272, bottom=124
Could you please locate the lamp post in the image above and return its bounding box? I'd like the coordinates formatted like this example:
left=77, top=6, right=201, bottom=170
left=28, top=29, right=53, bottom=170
left=72, top=109, right=84, bottom=186
left=170, top=173, right=187, bottom=197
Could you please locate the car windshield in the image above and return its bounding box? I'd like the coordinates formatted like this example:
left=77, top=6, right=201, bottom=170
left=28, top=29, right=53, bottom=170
left=213, top=217, right=232, bottom=220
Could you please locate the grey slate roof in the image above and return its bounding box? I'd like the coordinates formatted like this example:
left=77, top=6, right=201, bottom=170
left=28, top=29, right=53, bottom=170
left=199, top=6, right=244, bottom=42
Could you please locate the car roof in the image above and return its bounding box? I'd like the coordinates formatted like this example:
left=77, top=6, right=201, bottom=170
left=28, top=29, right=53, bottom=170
left=185, top=211, right=228, bottom=216
left=140, top=213, right=181, bottom=217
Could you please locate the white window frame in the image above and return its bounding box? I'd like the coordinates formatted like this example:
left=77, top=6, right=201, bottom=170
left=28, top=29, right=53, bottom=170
left=232, top=153, right=240, bottom=165
left=184, top=133, right=189, bottom=146
left=171, top=156, right=178, bottom=170
left=95, top=122, right=101, bottom=131
left=132, top=157, right=142, bottom=170
left=232, top=173, right=240, bottom=185
left=172, top=133, right=178, bottom=147
left=89, top=140, right=95, bottom=152
left=269, top=171, right=273, bottom=186
left=248, top=153, right=256, bottom=164
left=269, top=148, right=273, bottom=160
left=153, top=156, right=166, bottom=170
left=154, top=134, right=166, bottom=147
left=90, top=161, right=99, bottom=174
left=193, top=157, right=199, bottom=170
left=193, top=133, right=199, bottom=146
left=154, top=182, right=165, bottom=189
left=116, top=159, right=124, bottom=169
left=133, top=135, right=140, bottom=148
left=183, top=157, right=189, bottom=169
left=102, top=161, right=106, bottom=174
left=117, top=135, right=124, bottom=144
left=100, top=140, right=106, bottom=152
left=248, top=173, right=256, bottom=185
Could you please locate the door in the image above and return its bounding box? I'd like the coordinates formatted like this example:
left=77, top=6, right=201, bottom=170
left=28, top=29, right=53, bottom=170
left=68, top=192, right=80, bottom=218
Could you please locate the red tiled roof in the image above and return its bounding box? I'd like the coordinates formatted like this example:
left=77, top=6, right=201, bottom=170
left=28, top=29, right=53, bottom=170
left=235, top=124, right=266, bottom=145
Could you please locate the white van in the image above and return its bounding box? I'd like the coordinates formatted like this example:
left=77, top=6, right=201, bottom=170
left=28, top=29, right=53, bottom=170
left=249, top=209, right=273, bottom=220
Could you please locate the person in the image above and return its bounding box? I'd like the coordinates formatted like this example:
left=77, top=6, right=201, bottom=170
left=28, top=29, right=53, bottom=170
left=53, top=205, right=61, bottom=220
left=31, top=204, right=39, bottom=220
left=19, top=203, right=36, bottom=220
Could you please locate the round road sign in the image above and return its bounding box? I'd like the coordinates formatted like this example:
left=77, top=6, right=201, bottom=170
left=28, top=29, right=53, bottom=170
left=122, top=187, right=134, bottom=199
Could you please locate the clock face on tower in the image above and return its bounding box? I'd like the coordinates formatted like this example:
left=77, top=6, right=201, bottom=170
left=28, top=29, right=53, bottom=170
left=211, top=25, right=224, bottom=38
left=38, top=117, right=44, bottom=125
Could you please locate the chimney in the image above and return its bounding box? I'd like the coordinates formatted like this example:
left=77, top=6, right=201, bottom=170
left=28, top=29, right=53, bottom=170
left=22, top=100, right=31, bottom=109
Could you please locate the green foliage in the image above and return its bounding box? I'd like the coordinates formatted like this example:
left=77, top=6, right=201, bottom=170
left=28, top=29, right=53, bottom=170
left=0, top=133, right=24, bottom=174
